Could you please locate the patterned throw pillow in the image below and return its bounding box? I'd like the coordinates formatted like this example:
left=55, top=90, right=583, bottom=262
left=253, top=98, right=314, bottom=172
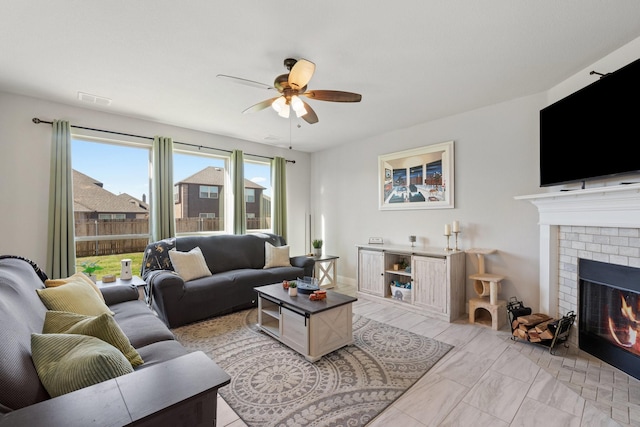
left=43, top=311, right=143, bottom=367
left=264, top=242, right=292, bottom=269
left=31, top=333, right=133, bottom=397
left=141, top=238, right=176, bottom=279
left=36, top=277, right=114, bottom=316
left=168, top=246, right=212, bottom=282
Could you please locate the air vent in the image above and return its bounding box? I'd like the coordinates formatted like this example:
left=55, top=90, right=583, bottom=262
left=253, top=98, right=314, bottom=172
left=77, top=92, right=112, bottom=106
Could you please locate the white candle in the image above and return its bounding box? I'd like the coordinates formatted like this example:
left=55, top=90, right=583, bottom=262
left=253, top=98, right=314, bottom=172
left=444, top=224, right=451, bottom=236
left=452, top=220, right=460, bottom=233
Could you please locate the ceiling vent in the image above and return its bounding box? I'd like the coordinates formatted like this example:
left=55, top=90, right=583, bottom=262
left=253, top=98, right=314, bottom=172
left=77, top=91, right=112, bottom=106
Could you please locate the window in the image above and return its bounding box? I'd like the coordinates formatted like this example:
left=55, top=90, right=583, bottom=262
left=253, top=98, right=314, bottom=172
left=244, top=159, right=271, bottom=232
left=71, top=138, right=151, bottom=275
left=245, top=189, right=255, bottom=203
left=174, top=185, right=179, bottom=203
left=174, top=152, right=226, bottom=233
left=199, top=185, right=219, bottom=199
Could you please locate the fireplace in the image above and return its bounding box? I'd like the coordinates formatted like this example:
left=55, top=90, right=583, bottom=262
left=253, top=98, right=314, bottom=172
left=579, top=258, right=640, bottom=380
left=517, top=184, right=640, bottom=377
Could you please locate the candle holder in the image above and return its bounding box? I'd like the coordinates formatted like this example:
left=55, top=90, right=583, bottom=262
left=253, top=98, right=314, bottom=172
left=453, top=231, right=461, bottom=251
left=444, top=234, right=452, bottom=251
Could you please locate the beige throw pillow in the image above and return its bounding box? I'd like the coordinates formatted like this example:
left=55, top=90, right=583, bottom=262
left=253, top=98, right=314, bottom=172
left=31, top=333, right=133, bottom=398
left=168, top=246, right=212, bottom=282
left=45, top=272, right=106, bottom=302
left=37, top=277, right=114, bottom=316
left=43, top=311, right=143, bottom=367
left=264, top=242, right=292, bottom=269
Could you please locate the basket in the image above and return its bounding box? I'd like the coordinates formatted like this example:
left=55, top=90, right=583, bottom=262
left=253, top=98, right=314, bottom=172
left=390, top=284, right=411, bottom=302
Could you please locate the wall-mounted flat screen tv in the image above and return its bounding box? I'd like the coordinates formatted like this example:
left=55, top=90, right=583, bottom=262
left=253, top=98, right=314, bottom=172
left=540, top=57, right=640, bottom=187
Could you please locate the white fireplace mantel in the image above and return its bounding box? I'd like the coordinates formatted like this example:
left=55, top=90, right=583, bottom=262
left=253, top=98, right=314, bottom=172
left=515, top=183, right=640, bottom=315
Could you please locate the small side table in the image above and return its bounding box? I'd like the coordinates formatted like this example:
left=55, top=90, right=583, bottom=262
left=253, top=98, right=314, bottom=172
left=310, top=255, right=339, bottom=289
left=97, top=275, right=147, bottom=302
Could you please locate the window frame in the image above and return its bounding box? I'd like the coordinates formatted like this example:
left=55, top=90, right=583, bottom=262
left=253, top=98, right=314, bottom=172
left=70, top=134, right=153, bottom=252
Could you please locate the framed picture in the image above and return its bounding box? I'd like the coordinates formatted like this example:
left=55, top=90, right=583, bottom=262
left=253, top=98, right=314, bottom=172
left=378, top=141, right=454, bottom=210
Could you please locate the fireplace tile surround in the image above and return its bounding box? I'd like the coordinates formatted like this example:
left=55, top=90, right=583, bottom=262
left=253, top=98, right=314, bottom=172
left=517, top=183, right=640, bottom=347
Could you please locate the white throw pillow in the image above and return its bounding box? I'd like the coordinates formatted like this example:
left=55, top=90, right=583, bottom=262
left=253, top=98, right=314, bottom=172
left=264, top=242, right=292, bottom=269
left=168, top=247, right=212, bottom=282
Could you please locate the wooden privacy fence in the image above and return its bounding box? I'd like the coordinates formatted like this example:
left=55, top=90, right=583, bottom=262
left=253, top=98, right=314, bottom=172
left=75, top=219, right=150, bottom=257
left=75, top=217, right=271, bottom=256
left=76, top=238, right=150, bottom=257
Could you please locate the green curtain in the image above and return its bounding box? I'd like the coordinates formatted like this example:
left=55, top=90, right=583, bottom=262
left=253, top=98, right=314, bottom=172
left=271, top=156, right=287, bottom=240
left=151, top=136, right=176, bottom=241
left=230, top=149, right=246, bottom=235
left=47, top=120, right=76, bottom=279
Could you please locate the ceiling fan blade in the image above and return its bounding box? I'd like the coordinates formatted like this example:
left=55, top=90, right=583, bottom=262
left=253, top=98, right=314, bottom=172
left=302, top=90, right=362, bottom=102
left=242, top=97, right=280, bottom=114
left=301, top=101, right=319, bottom=124
left=288, top=59, right=315, bottom=91
left=216, top=74, right=275, bottom=91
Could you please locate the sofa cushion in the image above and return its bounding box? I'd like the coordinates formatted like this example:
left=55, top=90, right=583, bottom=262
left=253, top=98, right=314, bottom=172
left=36, top=277, right=114, bottom=316
left=42, top=311, right=143, bottom=367
left=110, top=300, right=176, bottom=348
left=31, top=333, right=133, bottom=398
left=45, top=272, right=106, bottom=302
left=134, top=340, right=190, bottom=370
left=175, top=233, right=284, bottom=274
left=168, top=246, right=212, bottom=282
left=264, top=242, right=292, bottom=269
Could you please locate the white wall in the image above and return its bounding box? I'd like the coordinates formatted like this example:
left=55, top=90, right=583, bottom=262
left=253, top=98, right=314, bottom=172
left=0, top=92, right=311, bottom=268
left=311, top=94, right=544, bottom=310
left=310, top=36, right=640, bottom=313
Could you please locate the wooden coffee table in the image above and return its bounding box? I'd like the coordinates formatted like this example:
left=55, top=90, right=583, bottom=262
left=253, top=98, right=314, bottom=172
left=254, top=283, right=357, bottom=362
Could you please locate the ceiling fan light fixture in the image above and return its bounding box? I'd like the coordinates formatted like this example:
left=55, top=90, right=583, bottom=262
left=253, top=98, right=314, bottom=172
left=295, top=105, right=307, bottom=118
left=278, top=103, right=290, bottom=118
left=271, top=96, right=286, bottom=113
left=290, top=95, right=303, bottom=111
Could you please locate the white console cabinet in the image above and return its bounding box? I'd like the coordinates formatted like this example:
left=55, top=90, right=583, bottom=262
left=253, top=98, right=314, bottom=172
left=356, top=244, right=466, bottom=322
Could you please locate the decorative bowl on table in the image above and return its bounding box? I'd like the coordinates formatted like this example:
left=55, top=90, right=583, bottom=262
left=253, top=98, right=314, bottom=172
left=296, top=276, right=320, bottom=294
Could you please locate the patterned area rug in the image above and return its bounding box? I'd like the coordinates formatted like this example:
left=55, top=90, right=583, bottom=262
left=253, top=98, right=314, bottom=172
left=172, top=309, right=452, bottom=427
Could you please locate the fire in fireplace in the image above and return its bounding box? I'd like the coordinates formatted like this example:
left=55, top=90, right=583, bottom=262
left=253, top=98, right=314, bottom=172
left=579, top=258, right=640, bottom=380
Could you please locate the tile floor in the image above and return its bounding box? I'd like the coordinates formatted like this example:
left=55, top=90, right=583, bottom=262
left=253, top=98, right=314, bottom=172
left=216, top=283, right=640, bottom=427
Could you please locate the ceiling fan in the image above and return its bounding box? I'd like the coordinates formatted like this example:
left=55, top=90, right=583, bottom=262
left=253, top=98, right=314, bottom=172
left=217, top=58, right=362, bottom=124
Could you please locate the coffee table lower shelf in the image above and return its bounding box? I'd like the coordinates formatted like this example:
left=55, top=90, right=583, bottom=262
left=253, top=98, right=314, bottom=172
left=255, top=284, right=356, bottom=362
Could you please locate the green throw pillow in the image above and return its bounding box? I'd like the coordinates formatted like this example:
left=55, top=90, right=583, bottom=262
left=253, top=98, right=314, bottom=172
left=31, top=333, right=134, bottom=398
left=36, top=277, right=114, bottom=316
left=43, top=311, right=144, bottom=367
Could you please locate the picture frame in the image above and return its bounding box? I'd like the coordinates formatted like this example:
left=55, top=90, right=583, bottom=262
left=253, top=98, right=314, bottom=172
left=378, top=140, right=454, bottom=210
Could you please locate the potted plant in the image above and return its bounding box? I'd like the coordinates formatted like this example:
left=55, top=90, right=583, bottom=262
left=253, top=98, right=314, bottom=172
left=312, top=239, right=323, bottom=257
left=79, top=260, right=103, bottom=283
left=288, top=281, right=298, bottom=297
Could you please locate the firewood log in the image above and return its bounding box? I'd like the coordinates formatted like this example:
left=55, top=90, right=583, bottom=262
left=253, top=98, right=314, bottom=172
left=534, top=319, right=555, bottom=333
left=539, top=329, right=554, bottom=340
left=516, top=313, right=552, bottom=327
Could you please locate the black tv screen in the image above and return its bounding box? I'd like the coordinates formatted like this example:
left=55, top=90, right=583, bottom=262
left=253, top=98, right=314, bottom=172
left=540, top=57, right=640, bottom=187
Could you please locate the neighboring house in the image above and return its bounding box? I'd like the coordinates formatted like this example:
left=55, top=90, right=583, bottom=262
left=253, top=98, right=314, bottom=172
left=73, top=170, right=148, bottom=222
left=173, top=166, right=269, bottom=228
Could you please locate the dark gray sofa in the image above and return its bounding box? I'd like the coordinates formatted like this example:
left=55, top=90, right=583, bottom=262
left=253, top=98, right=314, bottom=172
left=0, top=256, right=230, bottom=426
left=141, top=233, right=314, bottom=328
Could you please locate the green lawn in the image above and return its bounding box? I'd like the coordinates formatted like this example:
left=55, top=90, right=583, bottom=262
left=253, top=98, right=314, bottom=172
left=76, top=252, right=145, bottom=279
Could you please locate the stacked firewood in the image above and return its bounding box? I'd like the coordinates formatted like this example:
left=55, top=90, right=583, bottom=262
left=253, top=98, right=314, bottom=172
left=512, top=313, right=558, bottom=342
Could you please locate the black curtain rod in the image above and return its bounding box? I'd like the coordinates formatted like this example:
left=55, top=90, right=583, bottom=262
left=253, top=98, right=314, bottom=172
left=32, top=118, right=295, bottom=164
